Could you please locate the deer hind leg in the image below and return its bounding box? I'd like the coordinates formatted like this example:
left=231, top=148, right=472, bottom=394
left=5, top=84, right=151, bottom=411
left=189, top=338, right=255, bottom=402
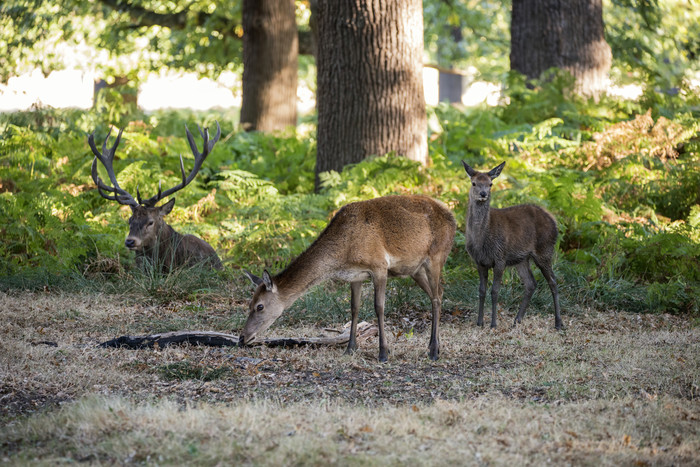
left=345, top=281, right=363, bottom=355
left=534, top=259, right=562, bottom=330
left=412, top=263, right=442, bottom=361
left=490, top=263, right=505, bottom=328
left=476, top=264, right=489, bottom=327
left=372, top=272, right=390, bottom=362
left=514, top=261, right=536, bottom=325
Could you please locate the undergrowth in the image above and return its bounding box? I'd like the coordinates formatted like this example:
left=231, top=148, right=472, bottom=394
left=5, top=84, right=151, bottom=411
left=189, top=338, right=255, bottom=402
left=1, top=79, right=699, bottom=317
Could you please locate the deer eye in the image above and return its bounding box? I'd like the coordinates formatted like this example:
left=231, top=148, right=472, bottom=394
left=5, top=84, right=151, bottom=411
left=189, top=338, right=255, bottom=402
left=471, top=182, right=476, bottom=186
left=147, top=221, right=154, bottom=227
left=489, top=183, right=493, bottom=187
left=256, top=304, right=264, bottom=312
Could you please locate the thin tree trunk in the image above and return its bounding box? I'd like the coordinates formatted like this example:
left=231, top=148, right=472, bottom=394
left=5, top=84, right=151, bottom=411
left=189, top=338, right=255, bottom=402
left=240, top=0, right=298, bottom=132
left=315, top=0, right=427, bottom=190
left=510, top=0, right=612, bottom=98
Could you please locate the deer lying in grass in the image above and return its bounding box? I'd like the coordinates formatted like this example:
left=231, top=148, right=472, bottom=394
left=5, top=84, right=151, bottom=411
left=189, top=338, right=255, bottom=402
left=462, top=161, right=562, bottom=329
left=239, top=195, right=456, bottom=361
left=88, top=123, right=223, bottom=272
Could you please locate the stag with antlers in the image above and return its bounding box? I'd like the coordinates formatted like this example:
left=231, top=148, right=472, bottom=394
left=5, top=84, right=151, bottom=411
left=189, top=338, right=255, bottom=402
left=88, top=123, right=223, bottom=272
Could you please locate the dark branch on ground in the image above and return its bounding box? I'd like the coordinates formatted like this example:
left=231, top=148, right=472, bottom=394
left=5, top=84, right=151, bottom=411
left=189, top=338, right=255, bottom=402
left=98, top=322, right=377, bottom=350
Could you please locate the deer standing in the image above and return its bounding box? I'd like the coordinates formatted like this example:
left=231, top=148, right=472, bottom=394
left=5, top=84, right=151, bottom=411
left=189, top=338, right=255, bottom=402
left=88, top=123, right=223, bottom=271
left=462, top=161, right=562, bottom=329
left=240, top=195, right=456, bottom=361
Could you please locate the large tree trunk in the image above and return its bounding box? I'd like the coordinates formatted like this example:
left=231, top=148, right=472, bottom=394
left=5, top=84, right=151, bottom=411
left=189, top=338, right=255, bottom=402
left=315, top=0, right=427, bottom=190
left=240, top=0, right=298, bottom=132
left=510, top=0, right=612, bottom=98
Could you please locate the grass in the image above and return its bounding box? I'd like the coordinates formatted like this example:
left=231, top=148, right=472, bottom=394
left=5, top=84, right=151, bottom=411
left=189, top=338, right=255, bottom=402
left=1, top=286, right=698, bottom=464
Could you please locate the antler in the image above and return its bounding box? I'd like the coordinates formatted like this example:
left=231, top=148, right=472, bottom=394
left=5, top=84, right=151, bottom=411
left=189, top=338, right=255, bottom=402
left=137, top=121, right=221, bottom=207
left=88, top=127, right=139, bottom=207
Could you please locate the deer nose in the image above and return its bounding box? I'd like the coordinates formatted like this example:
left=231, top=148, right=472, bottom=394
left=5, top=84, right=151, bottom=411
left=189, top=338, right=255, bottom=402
left=125, top=239, right=136, bottom=249
left=479, top=191, right=488, bottom=198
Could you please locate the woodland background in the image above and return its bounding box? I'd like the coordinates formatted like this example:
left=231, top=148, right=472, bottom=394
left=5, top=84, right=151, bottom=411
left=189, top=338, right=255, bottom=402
left=0, top=0, right=699, bottom=464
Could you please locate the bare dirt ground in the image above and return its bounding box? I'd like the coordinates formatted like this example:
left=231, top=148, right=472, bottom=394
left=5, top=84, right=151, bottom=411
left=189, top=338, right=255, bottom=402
left=1, top=289, right=698, bottom=465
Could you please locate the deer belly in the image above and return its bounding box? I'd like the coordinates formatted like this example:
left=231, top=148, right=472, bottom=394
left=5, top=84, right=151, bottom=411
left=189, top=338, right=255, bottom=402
left=334, top=268, right=372, bottom=282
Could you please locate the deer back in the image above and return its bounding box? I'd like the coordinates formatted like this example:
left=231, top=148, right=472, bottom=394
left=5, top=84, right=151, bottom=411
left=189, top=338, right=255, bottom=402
left=297, top=195, right=456, bottom=280
left=475, top=204, right=557, bottom=267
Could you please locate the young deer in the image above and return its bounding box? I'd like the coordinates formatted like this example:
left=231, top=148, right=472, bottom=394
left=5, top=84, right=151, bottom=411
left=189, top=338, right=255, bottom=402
left=240, top=195, right=456, bottom=361
left=88, top=123, right=223, bottom=272
left=462, top=161, right=562, bottom=329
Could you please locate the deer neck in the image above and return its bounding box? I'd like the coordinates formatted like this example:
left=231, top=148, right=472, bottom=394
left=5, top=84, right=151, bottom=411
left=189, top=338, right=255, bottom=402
left=274, top=239, right=339, bottom=306
left=466, top=197, right=491, bottom=245
left=142, top=223, right=180, bottom=257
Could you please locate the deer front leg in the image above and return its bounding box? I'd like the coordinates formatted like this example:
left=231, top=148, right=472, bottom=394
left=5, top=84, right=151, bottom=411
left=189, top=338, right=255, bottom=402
left=373, top=273, right=389, bottom=362
left=476, top=264, right=489, bottom=327
left=490, top=264, right=505, bottom=328
left=345, top=281, right=363, bottom=355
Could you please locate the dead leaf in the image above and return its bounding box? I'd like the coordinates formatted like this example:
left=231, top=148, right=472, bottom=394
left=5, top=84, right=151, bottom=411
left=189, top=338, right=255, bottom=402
left=623, top=434, right=632, bottom=446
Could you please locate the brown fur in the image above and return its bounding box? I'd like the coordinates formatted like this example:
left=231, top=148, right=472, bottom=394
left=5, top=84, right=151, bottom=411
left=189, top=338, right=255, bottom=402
left=126, top=200, right=222, bottom=272
left=241, top=195, right=456, bottom=361
left=88, top=123, right=222, bottom=273
left=462, top=161, right=562, bottom=329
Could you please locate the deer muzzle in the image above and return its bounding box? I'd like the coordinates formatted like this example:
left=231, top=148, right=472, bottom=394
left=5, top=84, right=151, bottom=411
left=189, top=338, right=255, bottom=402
left=238, top=334, right=256, bottom=347
left=124, top=237, right=141, bottom=250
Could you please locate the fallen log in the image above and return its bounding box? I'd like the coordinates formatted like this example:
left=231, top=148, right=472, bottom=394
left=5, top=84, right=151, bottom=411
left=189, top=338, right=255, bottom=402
left=98, top=321, right=377, bottom=350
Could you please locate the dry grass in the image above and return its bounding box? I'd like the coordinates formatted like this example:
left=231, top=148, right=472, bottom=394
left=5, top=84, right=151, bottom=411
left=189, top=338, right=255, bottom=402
left=1, top=289, right=699, bottom=465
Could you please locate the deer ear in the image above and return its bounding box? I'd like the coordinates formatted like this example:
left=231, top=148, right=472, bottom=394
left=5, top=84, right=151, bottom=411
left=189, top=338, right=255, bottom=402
left=243, top=269, right=263, bottom=287
left=461, top=160, right=477, bottom=178
left=262, top=270, right=276, bottom=292
left=159, top=198, right=176, bottom=216
left=488, top=162, right=506, bottom=179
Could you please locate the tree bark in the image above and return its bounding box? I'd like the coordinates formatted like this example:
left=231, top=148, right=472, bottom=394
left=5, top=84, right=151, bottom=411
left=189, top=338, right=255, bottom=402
left=240, top=0, right=298, bottom=132
left=510, top=0, right=612, bottom=98
left=315, top=0, right=427, bottom=189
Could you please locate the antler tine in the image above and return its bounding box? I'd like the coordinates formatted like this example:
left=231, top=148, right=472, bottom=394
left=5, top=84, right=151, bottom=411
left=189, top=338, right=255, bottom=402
left=139, top=121, right=220, bottom=207
left=87, top=127, right=139, bottom=207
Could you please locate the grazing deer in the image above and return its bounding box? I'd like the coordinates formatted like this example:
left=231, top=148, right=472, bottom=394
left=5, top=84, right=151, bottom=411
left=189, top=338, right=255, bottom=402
left=462, top=161, right=562, bottom=329
left=88, top=123, right=223, bottom=271
left=239, top=195, right=456, bottom=361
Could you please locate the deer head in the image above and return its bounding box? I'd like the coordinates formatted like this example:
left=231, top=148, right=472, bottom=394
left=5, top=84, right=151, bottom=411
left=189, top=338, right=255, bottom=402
left=462, top=161, right=505, bottom=203
left=240, top=269, right=286, bottom=345
left=124, top=199, right=175, bottom=253
left=88, top=122, right=220, bottom=252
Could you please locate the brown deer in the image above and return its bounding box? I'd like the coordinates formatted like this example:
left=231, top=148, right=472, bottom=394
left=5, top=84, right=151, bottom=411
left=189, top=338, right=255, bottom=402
left=88, top=123, right=223, bottom=272
left=239, top=195, right=456, bottom=361
left=462, top=161, right=562, bottom=329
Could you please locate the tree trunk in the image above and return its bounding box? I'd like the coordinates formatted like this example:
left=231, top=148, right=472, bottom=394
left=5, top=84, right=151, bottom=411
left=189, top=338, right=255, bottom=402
left=240, top=0, right=298, bottom=132
left=510, top=0, right=612, bottom=98
left=315, top=0, right=427, bottom=190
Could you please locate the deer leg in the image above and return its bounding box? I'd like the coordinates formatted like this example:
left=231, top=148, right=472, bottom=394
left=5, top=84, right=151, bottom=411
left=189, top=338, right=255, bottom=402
left=412, top=267, right=440, bottom=360
left=536, top=261, right=562, bottom=330
left=345, top=281, right=363, bottom=355
left=476, top=264, right=489, bottom=327
left=490, top=264, right=505, bottom=329
left=427, top=265, right=443, bottom=361
left=373, top=273, right=390, bottom=362
left=514, top=261, right=536, bottom=325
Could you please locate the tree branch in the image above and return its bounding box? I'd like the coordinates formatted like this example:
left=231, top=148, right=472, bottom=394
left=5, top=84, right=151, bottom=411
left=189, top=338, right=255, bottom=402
left=98, top=0, right=314, bottom=55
